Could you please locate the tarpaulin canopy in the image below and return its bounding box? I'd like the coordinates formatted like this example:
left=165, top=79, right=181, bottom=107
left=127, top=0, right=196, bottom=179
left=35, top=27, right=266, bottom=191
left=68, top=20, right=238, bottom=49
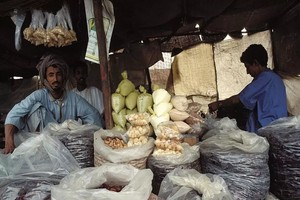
left=0, top=0, right=299, bottom=78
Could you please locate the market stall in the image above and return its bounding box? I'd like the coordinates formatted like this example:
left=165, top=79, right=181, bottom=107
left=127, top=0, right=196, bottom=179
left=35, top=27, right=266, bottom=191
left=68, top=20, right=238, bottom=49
left=0, top=0, right=300, bottom=200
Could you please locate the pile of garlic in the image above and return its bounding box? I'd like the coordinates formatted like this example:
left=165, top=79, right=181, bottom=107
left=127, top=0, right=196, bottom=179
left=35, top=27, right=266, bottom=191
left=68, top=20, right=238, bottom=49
left=153, top=121, right=183, bottom=155
left=126, top=113, right=151, bottom=147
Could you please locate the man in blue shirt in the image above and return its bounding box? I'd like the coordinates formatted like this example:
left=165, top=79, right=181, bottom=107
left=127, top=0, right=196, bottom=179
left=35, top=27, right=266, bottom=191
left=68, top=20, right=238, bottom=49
left=209, top=44, right=287, bottom=133
left=3, top=54, right=103, bottom=154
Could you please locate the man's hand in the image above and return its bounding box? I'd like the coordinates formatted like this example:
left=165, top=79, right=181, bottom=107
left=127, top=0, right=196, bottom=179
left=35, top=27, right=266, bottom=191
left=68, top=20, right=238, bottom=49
left=3, top=124, right=16, bottom=154
left=208, top=101, right=220, bottom=113
left=3, top=141, right=15, bottom=154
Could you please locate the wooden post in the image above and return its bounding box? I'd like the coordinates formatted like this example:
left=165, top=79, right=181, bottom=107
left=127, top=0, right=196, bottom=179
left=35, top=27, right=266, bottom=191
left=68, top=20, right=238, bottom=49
left=92, top=0, right=113, bottom=129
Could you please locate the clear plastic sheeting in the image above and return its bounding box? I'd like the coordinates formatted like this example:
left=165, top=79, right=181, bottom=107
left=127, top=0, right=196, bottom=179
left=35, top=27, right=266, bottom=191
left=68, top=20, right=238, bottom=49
left=158, top=168, right=233, bottom=200
left=0, top=175, right=60, bottom=200
left=200, top=127, right=270, bottom=200
left=258, top=115, right=300, bottom=200
left=147, top=144, right=201, bottom=195
left=0, top=132, right=80, bottom=200
left=45, top=120, right=100, bottom=168
left=51, top=163, right=153, bottom=200
left=0, top=133, right=80, bottom=176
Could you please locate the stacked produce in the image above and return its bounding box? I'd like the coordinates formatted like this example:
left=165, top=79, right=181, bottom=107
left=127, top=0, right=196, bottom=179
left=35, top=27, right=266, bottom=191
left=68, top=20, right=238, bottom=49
left=23, top=3, right=77, bottom=47
left=111, top=71, right=136, bottom=131
left=137, top=85, right=153, bottom=114
left=169, top=95, right=191, bottom=134
left=111, top=70, right=155, bottom=134
left=94, top=129, right=155, bottom=169
left=126, top=112, right=151, bottom=147
left=104, top=137, right=127, bottom=149
left=149, top=86, right=172, bottom=130
left=153, top=121, right=183, bottom=155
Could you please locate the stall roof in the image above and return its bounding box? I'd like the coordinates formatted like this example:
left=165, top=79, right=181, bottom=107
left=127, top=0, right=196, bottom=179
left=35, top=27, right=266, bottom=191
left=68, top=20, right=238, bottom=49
left=0, top=0, right=299, bottom=79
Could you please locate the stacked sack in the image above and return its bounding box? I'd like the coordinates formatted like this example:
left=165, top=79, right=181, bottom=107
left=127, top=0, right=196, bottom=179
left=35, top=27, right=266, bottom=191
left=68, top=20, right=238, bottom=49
left=153, top=121, right=183, bottom=155
left=200, top=118, right=270, bottom=200
left=169, top=95, right=191, bottom=134
left=126, top=112, right=151, bottom=147
left=258, top=116, right=300, bottom=200
left=111, top=71, right=154, bottom=132
left=148, top=121, right=201, bottom=194
left=148, top=86, right=172, bottom=130
left=111, top=71, right=136, bottom=131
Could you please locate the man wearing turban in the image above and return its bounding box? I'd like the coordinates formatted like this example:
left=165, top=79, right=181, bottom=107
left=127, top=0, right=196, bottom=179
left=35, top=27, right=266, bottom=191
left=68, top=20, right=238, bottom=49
left=3, top=54, right=103, bottom=154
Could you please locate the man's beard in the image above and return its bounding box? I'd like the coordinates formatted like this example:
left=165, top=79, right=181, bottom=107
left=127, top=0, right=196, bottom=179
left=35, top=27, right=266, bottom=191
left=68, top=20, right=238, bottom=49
left=52, top=87, right=63, bottom=92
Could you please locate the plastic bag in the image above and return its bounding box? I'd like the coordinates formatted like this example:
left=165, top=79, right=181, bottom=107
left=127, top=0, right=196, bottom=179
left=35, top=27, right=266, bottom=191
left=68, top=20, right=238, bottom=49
left=147, top=150, right=201, bottom=195
left=94, top=129, right=154, bottom=163
left=23, top=9, right=46, bottom=46
left=152, top=143, right=200, bottom=165
left=10, top=9, right=26, bottom=51
left=45, top=120, right=100, bottom=168
left=158, top=168, right=233, bottom=200
left=0, top=133, right=80, bottom=177
left=200, top=129, right=269, bottom=153
left=51, top=163, right=153, bottom=200
left=202, top=117, right=239, bottom=140
left=258, top=115, right=300, bottom=200
left=200, top=129, right=270, bottom=200
left=0, top=175, right=60, bottom=200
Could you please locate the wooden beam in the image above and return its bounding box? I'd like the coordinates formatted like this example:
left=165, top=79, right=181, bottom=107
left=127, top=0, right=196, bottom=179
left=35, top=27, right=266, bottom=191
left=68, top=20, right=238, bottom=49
left=93, top=0, right=113, bottom=129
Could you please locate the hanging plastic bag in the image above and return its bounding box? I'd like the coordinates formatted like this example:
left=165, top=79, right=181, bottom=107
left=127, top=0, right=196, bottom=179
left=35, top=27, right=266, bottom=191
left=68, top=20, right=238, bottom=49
left=10, top=9, right=26, bottom=51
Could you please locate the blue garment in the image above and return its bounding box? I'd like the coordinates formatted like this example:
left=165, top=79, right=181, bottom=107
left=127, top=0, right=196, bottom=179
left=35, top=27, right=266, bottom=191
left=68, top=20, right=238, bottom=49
left=5, top=88, right=103, bottom=131
left=239, top=69, right=287, bottom=133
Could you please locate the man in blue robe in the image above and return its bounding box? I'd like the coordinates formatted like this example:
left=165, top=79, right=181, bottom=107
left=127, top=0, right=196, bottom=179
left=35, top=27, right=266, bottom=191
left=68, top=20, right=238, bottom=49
left=3, top=54, right=102, bottom=154
left=209, top=44, right=287, bottom=133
